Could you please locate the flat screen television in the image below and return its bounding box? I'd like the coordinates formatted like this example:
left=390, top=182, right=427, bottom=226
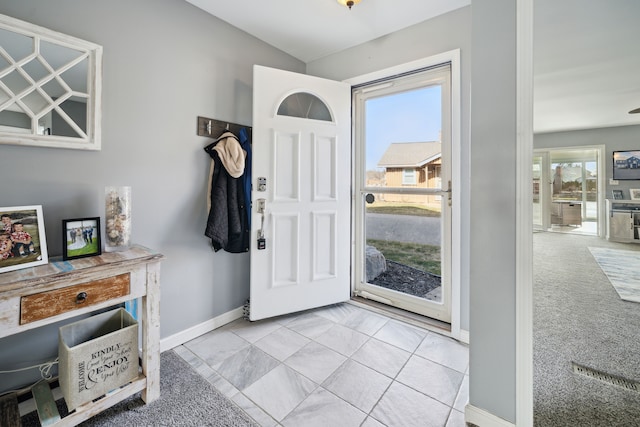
left=613, top=150, right=640, bottom=180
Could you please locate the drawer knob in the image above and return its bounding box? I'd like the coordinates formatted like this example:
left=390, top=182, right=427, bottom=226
left=76, top=292, right=88, bottom=304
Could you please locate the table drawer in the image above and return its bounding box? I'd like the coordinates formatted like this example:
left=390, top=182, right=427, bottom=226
left=20, top=273, right=130, bottom=324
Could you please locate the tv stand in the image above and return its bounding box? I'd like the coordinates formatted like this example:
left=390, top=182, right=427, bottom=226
left=606, top=199, right=640, bottom=243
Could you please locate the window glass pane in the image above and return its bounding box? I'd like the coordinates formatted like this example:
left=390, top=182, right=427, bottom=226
left=277, top=92, right=332, bottom=121
left=402, top=168, right=416, bottom=185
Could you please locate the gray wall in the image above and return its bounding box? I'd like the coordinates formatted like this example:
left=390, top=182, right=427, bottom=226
left=0, top=0, right=303, bottom=393
left=308, top=5, right=472, bottom=334
left=470, top=0, right=517, bottom=422
left=535, top=125, right=640, bottom=198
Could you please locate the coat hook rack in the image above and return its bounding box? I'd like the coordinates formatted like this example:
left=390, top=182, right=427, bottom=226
left=197, top=116, right=252, bottom=139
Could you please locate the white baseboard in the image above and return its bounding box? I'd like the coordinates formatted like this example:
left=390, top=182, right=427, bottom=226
left=465, top=404, right=515, bottom=427
left=459, top=328, right=470, bottom=344
left=160, top=306, right=244, bottom=352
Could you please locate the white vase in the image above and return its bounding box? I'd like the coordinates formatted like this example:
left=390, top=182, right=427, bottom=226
left=104, top=186, right=131, bottom=252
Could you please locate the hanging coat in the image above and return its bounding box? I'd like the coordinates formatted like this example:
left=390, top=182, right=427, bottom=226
left=239, top=127, right=252, bottom=228
left=204, top=132, right=250, bottom=253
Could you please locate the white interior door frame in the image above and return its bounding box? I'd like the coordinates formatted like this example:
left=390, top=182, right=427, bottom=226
left=516, top=0, right=534, bottom=424
left=345, top=49, right=462, bottom=340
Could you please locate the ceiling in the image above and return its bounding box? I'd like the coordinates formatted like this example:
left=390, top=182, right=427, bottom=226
left=185, top=0, right=471, bottom=63
left=534, top=1, right=640, bottom=133
left=185, top=0, right=640, bottom=134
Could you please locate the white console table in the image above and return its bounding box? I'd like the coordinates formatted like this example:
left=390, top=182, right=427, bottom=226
left=0, top=245, right=163, bottom=426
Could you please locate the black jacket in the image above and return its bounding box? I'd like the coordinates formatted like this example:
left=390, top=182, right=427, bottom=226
left=204, top=148, right=249, bottom=253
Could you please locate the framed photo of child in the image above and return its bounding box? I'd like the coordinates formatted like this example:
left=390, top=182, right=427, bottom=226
left=0, top=205, right=49, bottom=274
left=62, top=217, right=102, bottom=261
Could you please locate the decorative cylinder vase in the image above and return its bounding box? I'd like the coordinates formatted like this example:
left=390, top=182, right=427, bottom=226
left=104, top=186, right=131, bottom=252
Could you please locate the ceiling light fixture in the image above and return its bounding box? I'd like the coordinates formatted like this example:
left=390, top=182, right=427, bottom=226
left=337, top=0, right=361, bottom=10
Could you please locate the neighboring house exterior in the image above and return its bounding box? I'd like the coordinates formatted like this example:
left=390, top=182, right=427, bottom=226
left=376, top=141, right=442, bottom=206
left=615, top=156, right=640, bottom=169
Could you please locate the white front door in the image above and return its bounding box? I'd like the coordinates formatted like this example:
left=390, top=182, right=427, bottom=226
left=249, top=65, right=351, bottom=321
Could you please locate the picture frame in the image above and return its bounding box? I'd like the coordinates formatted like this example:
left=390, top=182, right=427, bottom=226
left=62, top=217, right=102, bottom=261
left=612, top=189, right=624, bottom=200
left=612, top=150, right=640, bottom=180
left=0, top=205, right=49, bottom=273
left=630, top=189, right=640, bottom=201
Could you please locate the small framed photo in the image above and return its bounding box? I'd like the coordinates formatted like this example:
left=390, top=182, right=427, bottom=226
left=0, top=205, right=49, bottom=273
left=630, top=189, right=640, bottom=201
left=62, top=217, right=102, bottom=261
left=612, top=189, right=624, bottom=200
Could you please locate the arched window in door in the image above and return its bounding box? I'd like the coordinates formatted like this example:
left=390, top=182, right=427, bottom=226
left=277, top=92, right=332, bottom=121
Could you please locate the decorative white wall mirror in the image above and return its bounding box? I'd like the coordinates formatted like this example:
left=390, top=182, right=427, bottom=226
left=0, top=14, right=102, bottom=150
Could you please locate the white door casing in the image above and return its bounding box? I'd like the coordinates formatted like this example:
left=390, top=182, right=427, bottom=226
left=249, top=65, right=351, bottom=321
left=346, top=50, right=461, bottom=334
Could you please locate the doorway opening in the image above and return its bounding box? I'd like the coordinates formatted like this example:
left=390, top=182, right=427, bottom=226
left=352, top=64, right=454, bottom=324
left=533, top=146, right=604, bottom=237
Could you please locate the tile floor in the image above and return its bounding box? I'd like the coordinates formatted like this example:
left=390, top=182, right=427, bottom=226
left=174, top=302, right=469, bottom=427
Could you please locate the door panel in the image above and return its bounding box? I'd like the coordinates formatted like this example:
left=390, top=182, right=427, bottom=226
left=249, top=65, right=351, bottom=321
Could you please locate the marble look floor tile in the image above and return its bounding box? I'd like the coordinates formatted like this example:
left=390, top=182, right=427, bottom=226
left=243, top=364, right=317, bottom=421
left=415, top=332, right=469, bottom=373
left=271, top=311, right=302, bottom=325
left=284, top=341, right=346, bottom=383
left=361, top=417, right=386, bottom=427
left=184, top=330, right=250, bottom=369
left=454, top=374, right=469, bottom=413
left=281, top=388, right=366, bottom=427
left=172, top=344, right=198, bottom=364
left=341, top=309, right=389, bottom=336
left=351, top=337, right=411, bottom=378
left=286, top=313, right=335, bottom=339
left=313, top=303, right=360, bottom=323
left=254, top=327, right=310, bottom=361
left=202, top=368, right=239, bottom=398
left=216, top=345, right=280, bottom=390
left=315, top=324, right=369, bottom=357
left=322, top=359, right=392, bottom=413
left=446, top=409, right=466, bottom=427
left=373, top=320, right=427, bottom=352
left=396, top=355, right=464, bottom=406
left=227, top=318, right=283, bottom=343
left=174, top=346, right=239, bottom=397
left=370, top=381, right=450, bottom=427
left=232, top=392, right=278, bottom=427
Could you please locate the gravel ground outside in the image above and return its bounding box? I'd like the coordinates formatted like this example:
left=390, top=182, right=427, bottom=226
left=370, top=260, right=442, bottom=300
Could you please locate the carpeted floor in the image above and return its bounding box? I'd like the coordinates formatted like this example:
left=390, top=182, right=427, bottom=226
left=21, top=350, right=258, bottom=426
left=533, top=232, right=640, bottom=426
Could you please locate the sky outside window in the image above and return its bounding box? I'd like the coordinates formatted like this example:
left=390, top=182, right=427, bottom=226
left=365, top=85, right=442, bottom=171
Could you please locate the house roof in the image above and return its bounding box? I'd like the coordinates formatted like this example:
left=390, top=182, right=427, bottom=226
left=377, top=142, right=441, bottom=168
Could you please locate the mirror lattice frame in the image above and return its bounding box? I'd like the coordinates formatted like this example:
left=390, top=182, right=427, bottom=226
left=0, top=14, right=102, bottom=150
